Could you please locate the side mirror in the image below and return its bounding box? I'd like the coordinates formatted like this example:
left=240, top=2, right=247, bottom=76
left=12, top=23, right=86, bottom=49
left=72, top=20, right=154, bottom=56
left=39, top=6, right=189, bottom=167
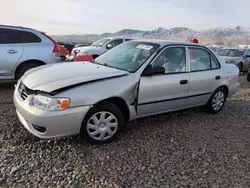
left=142, top=66, right=165, bottom=76
left=106, top=44, right=113, bottom=49
left=243, top=55, right=247, bottom=59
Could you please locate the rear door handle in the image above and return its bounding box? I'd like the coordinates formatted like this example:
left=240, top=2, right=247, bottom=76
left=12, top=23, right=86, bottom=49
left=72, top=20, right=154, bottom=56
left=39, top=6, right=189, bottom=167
left=7, top=49, right=18, bottom=54
left=215, top=75, right=221, bottom=80
left=180, top=79, right=188, bottom=85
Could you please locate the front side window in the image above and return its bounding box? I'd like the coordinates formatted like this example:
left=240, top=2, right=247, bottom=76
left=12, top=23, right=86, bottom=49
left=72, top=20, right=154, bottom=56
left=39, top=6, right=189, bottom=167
left=91, top=38, right=111, bottom=47
left=95, top=41, right=160, bottom=73
left=152, top=47, right=186, bottom=73
left=189, top=48, right=219, bottom=71
left=108, top=39, right=123, bottom=47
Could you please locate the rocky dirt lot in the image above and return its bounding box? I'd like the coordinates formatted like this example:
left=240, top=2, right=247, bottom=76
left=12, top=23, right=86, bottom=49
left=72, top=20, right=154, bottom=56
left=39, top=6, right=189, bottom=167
left=0, top=75, right=250, bottom=188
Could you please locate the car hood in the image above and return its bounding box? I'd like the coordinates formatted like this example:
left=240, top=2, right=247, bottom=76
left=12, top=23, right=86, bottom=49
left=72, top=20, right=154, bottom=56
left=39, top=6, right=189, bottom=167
left=21, top=62, right=128, bottom=93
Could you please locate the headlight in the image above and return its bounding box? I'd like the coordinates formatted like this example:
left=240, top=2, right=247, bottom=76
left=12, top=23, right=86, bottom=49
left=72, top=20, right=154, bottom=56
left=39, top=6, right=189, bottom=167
left=32, top=95, right=70, bottom=111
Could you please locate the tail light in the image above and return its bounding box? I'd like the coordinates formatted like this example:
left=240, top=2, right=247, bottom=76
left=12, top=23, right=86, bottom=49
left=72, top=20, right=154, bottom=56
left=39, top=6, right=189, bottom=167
left=41, top=32, right=59, bottom=53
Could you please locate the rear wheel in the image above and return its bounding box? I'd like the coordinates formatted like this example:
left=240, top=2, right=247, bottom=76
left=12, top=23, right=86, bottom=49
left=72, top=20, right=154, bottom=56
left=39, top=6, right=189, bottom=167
left=247, top=73, right=250, bottom=82
left=15, top=62, right=43, bottom=80
left=204, top=88, right=226, bottom=114
left=60, top=56, right=66, bottom=62
left=80, top=102, right=125, bottom=144
left=238, top=63, right=243, bottom=72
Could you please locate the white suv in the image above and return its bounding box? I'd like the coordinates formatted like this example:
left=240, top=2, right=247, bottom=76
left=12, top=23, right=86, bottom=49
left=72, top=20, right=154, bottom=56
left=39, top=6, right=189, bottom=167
left=70, top=37, right=133, bottom=59
left=0, top=25, right=61, bottom=80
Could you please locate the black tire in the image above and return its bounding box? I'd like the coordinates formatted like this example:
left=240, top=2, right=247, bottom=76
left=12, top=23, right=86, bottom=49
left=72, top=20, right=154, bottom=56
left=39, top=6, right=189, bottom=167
left=80, top=102, right=125, bottom=144
left=238, top=63, right=243, bottom=72
left=15, top=62, right=42, bottom=80
left=204, top=87, right=226, bottom=114
left=247, top=73, right=250, bottom=82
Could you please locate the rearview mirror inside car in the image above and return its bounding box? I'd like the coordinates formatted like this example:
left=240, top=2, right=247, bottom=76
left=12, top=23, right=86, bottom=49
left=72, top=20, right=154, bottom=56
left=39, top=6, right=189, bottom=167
left=142, top=66, right=165, bottom=76
left=106, top=44, right=113, bottom=49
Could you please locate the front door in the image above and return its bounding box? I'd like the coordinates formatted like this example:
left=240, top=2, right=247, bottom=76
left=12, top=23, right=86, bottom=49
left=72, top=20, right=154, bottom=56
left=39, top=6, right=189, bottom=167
left=0, top=44, right=23, bottom=76
left=187, top=47, right=222, bottom=107
left=137, top=46, right=190, bottom=116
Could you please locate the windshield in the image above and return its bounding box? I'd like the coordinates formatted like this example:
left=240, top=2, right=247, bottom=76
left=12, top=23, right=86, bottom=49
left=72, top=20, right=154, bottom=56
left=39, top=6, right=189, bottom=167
left=91, top=38, right=111, bottom=47
left=217, top=49, right=245, bottom=57
left=95, top=41, right=160, bottom=73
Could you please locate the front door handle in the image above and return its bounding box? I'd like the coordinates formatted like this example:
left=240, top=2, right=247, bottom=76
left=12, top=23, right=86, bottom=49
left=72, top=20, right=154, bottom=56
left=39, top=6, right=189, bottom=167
left=180, top=79, right=188, bottom=85
left=7, top=49, right=18, bottom=54
left=215, top=75, right=221, bottom=80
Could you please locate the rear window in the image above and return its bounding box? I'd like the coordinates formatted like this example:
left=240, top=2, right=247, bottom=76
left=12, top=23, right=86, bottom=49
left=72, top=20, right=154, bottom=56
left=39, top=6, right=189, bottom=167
left=0, top=28, right=41, bottom=44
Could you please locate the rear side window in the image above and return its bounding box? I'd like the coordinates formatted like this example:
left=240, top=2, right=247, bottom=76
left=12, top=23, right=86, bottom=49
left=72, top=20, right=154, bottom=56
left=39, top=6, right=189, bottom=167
left=0, top=28, right=41, bottom=44
left=188, top=47, right=220, bottom=71
left=125, top=39, right=133, bottom=41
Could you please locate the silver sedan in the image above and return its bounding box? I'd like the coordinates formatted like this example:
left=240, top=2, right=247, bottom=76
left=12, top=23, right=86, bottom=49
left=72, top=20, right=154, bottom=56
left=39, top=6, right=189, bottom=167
left=13, top=40, right=240, bottom=144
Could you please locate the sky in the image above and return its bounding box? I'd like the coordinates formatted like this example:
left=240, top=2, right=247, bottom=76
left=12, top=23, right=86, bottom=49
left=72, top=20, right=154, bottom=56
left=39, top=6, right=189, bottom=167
left=1, top=0, right=250, bottom=35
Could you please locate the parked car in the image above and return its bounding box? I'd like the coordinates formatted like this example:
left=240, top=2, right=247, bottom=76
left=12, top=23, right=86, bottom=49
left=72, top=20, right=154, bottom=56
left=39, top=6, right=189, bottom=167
left=59, top=45, right=70, bottom=61
left=57, top=42, right=75, bottom=53
left=217, top=47, right=250, bottom=72
left=0, top=25, right=61, bottom=80
left=13, top=40, right=240, bottom=144
left=70, top=37, right=133, bottom=59
left=247, top=63, right=250, bottom=82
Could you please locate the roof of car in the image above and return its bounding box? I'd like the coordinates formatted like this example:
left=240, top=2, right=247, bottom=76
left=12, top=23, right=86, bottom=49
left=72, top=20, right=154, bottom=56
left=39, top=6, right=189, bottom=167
left=0, top=24, right=35, bottom=30
left=222, top=47, right=246, bottom=50
left=103, top=37, right=135, bottom=40
left=131, top=39, right=202, bottom=46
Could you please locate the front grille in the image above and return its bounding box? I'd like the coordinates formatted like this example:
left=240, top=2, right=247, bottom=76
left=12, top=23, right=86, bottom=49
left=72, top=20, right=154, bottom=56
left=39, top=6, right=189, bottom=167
left=18, top=82, right=33, bottom=100
left=32, top=124, right=46, bottom=133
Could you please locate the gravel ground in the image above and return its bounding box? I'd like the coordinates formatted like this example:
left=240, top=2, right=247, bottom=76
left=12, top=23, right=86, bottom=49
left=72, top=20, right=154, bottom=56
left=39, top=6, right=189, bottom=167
left=0, top=75, right=250, bottom=188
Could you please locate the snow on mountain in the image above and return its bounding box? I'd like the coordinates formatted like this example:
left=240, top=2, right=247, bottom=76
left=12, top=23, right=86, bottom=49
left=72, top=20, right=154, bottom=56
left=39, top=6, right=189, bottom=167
left=52, top=25, right=250, bottom=42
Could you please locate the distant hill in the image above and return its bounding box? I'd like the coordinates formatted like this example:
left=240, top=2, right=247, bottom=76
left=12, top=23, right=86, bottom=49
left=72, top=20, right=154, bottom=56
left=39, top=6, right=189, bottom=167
left=52, top=25, right=250, bottom=44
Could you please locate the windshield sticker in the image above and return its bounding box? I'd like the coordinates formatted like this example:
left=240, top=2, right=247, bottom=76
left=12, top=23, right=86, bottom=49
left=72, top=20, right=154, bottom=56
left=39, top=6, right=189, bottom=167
left=136, top=44, right=153, bottom=50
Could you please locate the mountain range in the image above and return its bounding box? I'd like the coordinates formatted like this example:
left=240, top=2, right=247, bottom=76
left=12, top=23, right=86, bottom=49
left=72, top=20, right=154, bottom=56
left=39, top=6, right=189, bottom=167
left=52, top=25, right=250, bottom=44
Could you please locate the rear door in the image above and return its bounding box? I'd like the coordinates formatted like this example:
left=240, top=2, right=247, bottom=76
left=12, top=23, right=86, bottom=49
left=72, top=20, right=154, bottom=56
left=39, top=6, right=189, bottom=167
left=242, top=49, right=250, bottom=70
left=0, top=28, right=23, bottom=76
left=186, top=47, right=221, bottom=107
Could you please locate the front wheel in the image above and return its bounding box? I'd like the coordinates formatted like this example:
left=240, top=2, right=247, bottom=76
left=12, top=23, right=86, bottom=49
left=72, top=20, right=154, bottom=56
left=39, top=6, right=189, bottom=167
left=204, top=88, right=226, bottom=114
left=80, top=102, right=125, bottom=144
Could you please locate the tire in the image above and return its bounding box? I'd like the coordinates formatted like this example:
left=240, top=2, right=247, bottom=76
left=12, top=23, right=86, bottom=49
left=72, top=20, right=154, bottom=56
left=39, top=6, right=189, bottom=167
left=15, top=62, right=42, bottom=80
left=238, top=63, right=243, bottom=72
left=247, top=73, right=250, bottom=82
left=80, top=102, right=125, bottom=144
left=204, top=87, right=226, bottom=114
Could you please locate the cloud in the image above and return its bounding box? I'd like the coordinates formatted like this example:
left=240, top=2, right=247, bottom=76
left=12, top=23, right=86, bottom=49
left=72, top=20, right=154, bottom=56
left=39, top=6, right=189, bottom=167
left=0, top=0, right=249, bottom=34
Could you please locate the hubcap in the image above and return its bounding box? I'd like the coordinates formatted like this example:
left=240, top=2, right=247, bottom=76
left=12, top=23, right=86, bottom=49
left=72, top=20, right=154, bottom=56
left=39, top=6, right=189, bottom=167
left=212, top=91, right=225, bottom=111
left=86, top=111, right=118, bottom=141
